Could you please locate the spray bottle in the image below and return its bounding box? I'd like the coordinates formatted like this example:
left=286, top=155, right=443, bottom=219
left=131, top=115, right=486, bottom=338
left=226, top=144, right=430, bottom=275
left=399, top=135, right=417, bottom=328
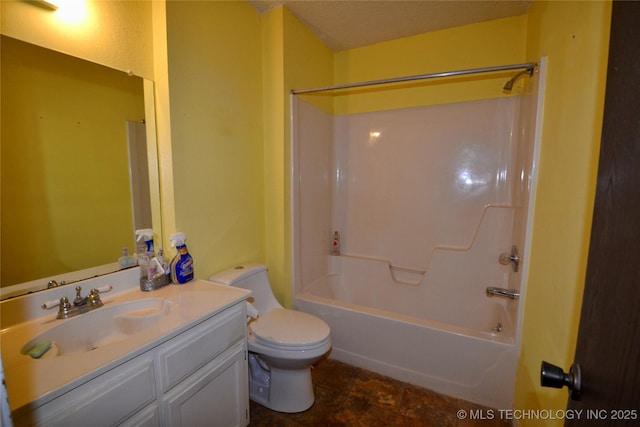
left=135, top=229, right=155, bottom=256
left=170, top=233, right=194, bottom=284
left=157, top=248, right=170, bottom=273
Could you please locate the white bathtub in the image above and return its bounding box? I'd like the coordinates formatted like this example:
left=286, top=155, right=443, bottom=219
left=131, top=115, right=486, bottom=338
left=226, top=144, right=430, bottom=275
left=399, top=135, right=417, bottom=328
left=294, top=255, right=519, bottom=409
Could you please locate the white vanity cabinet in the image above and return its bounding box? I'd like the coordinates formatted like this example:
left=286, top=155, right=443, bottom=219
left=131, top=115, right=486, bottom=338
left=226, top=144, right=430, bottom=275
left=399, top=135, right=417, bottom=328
left=14, top=302, right=249, bottom=427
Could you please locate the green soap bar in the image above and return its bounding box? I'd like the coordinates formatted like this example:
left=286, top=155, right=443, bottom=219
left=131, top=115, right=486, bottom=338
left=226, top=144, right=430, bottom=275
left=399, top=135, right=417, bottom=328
left=28, top=341, right=52, bottom=359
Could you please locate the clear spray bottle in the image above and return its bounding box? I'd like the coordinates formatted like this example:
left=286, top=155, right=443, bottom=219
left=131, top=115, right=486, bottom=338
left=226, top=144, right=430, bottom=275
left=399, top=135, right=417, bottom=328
left=135, top=229, right=155, bottom=255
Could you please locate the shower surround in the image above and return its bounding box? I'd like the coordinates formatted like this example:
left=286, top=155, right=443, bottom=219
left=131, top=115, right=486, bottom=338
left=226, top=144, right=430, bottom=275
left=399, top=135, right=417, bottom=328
left=291, top=67, right=543, bottom=408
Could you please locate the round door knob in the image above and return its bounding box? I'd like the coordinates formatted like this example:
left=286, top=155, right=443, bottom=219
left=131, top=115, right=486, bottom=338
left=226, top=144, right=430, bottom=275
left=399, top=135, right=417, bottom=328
left=540, top=360, right=581, bottom=400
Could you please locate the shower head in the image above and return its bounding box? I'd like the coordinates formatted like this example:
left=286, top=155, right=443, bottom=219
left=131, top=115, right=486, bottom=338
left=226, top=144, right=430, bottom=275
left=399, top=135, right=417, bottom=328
left=503, top=67, right=535, bottom=92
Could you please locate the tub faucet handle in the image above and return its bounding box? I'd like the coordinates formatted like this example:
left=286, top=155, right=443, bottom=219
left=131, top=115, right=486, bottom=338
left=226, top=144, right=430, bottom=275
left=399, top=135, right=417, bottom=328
left=499, top=245, right=520, bottom=272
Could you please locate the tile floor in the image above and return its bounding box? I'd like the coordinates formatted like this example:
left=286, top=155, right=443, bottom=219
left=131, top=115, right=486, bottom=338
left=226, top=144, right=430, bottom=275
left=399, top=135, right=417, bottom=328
left=248, top=358, right=511, bottom=427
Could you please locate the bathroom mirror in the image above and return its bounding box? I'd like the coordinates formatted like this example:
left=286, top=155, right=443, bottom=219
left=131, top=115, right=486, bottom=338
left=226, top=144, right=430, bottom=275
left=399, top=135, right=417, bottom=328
left=0, top=35, right=162, bottom=299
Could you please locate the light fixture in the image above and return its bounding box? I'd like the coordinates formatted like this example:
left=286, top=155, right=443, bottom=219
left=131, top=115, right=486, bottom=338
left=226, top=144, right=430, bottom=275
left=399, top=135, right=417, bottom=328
left=33, top=0, right=60, bottom=10
left=29, top=0, right=90, bottom=27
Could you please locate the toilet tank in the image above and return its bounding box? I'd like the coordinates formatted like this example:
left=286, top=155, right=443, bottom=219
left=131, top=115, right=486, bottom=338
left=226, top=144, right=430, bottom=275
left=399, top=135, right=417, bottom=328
left=209, top=264, right=282, bottom=313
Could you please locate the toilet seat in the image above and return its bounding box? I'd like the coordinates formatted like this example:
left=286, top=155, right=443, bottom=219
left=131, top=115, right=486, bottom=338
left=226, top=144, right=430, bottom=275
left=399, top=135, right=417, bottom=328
left=250, top=308, right=330, bottom=351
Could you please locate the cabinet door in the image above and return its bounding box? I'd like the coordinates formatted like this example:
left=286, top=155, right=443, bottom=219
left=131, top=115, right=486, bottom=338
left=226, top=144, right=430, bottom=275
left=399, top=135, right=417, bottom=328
left=162, top=341, right=248, bottom=427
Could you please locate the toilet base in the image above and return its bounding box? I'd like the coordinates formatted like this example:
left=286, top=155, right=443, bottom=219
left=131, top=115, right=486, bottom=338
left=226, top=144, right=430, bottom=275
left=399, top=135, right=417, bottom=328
left=249, top=362, right=315, bottom=413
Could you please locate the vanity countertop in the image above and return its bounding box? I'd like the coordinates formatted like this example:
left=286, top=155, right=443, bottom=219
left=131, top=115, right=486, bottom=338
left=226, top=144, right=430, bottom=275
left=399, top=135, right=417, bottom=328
left=0, top=276, right=251, bottom=413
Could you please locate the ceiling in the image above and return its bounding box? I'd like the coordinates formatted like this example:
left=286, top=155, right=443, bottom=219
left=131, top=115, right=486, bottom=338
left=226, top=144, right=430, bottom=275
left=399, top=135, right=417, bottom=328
left=250, top=0, right=531, bottom=51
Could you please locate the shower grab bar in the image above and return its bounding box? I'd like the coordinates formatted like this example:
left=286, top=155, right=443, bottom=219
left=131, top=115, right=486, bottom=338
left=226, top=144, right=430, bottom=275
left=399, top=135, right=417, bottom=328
left=339, top=254, right=426, bottom=286
left=388, top=265, right=426, bottom=287
left=388, top=264, right=426, bottom=274
left=341, top=253, right=426, bottom=274
left=292, top=62, right=538, bottom=95
left=389, top=268, right=424, bottom=286
left=336, top=204, right=519, bottom=286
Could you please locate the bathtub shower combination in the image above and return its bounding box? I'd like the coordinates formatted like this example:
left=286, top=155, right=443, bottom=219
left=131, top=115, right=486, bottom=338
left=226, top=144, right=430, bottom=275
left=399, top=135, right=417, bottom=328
left=291, top=61, right=546, bottom=409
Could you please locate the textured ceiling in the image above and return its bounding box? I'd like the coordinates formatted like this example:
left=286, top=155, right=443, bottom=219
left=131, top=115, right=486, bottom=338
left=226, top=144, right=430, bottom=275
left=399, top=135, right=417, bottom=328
left=250, top=0, right=531, bottom=51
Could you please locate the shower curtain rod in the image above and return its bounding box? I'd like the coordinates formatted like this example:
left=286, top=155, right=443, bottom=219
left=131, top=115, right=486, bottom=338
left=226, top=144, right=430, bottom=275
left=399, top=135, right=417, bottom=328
left=291, top=62, right=537, bottom=95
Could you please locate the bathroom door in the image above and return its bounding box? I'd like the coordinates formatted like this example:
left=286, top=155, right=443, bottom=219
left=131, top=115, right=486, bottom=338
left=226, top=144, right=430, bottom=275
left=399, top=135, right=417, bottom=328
left=565, top=2, right=640, bottom=423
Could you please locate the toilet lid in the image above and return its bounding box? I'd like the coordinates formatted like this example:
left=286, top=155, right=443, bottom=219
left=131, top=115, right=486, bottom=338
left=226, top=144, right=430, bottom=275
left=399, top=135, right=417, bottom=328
left=250, top=308, right=330, bottom=348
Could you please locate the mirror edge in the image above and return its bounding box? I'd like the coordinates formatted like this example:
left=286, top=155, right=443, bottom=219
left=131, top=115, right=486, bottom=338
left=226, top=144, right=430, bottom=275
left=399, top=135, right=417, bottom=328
left=144, top=79, right=164, bottom=252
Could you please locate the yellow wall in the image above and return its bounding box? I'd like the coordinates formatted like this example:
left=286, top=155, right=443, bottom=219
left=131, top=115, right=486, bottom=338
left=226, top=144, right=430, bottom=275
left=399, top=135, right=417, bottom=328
left=1, top=35, right=144, bottom=285
left=164, top=1, right=265, bottom=279
left=149, top=0, right=175, bottom=252
left=514, top=1, right=611, bottom=423
left=262, top=7, right=334, bottom=305
left=0, top=0, right=153, bottom=78
left=333, top=16, right=528, bottom=115
left=261, top=7, right=287, bottom=303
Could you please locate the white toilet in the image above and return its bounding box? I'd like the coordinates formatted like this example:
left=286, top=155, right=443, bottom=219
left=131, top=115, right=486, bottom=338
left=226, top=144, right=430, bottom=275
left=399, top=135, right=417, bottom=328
left=209, top=264, right=331, bottom=413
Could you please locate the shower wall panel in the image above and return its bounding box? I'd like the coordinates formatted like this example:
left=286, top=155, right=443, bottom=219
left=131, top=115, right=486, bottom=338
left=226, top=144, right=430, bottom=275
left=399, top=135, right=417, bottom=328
left=332, top=98, right=519, bottom=272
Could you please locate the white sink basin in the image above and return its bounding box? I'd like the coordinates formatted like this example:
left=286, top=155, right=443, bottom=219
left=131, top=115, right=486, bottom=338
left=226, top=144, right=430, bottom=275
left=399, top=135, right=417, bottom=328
left=21, top=298, right=172, bottom=358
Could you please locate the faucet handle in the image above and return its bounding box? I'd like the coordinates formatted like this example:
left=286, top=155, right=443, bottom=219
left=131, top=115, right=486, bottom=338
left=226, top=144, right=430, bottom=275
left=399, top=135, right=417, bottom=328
left=499, top=245, right=520, bottom=272
left=42, top=297, right=72, bottom=319
left=87, top=289, right=105, bottom=307
left=42, top=298, right=63, bottom=310
left=94, top=285, right=113, bottom=294
left=74, top=286, right=83, bottom=303
left=57, top=297, right=73, bottom=319
left=42, top=295, right=72, bottom=310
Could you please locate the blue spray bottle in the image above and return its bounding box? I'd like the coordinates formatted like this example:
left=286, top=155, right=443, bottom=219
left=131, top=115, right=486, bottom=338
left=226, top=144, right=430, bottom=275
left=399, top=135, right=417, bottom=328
left=169, top=233, right=194, bottom=284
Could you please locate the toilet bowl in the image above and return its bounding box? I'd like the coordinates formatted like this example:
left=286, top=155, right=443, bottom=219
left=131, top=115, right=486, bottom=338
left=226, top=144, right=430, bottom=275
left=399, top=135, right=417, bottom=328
left=209, top=264, right=331, bottom=413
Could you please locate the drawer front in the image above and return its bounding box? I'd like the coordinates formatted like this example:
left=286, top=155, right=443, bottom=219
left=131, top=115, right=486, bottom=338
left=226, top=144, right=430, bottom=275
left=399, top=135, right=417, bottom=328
left=158, top=302, right=245, bottom=392
left=29, top=357, right=156, bottom=427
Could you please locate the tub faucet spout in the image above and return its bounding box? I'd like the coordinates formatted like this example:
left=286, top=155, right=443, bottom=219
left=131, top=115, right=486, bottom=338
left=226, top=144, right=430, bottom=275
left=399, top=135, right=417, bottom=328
left=486, top=287, right=520, bottom=299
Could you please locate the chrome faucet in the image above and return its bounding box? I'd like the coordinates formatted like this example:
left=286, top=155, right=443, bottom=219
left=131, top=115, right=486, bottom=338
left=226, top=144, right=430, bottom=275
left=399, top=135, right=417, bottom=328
left=42, top=285, right=112, bottom=319
left=486, top=286, right=520, bottom=299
